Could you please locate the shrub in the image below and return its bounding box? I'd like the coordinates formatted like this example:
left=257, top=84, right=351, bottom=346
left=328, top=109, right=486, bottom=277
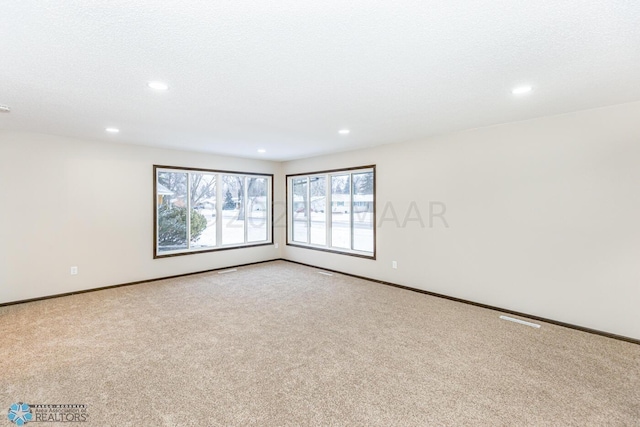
left=158, top=205, right=207, bottom=246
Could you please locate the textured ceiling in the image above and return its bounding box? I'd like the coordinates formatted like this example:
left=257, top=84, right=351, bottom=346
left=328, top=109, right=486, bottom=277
left=1, top=1, right=640, bottom=160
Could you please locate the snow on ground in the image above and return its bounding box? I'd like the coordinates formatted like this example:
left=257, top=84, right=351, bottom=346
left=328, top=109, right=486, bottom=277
left=159, top=209, right=373, bottom=253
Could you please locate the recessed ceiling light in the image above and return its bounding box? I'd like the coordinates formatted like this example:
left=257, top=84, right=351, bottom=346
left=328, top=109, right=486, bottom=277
left=147, top=81, right=169, bottom=91
left=105, top=127, right=120, bottom=133
left=338, top=129, right=350, bottom=135
left=257, top=149, right=266, bottom=153
left=512, top=85, right=533, bottom=95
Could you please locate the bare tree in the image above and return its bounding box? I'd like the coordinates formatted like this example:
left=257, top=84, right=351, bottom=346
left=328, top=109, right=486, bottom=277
left=159, top=172, right=217, bottom=208
left=292, top=178, right=308, bottom=215
left=222, top=175, right=246, bottom=220
left=354, top=172, right=373, bottom=194
left=190, top=174, right=216, bottom=207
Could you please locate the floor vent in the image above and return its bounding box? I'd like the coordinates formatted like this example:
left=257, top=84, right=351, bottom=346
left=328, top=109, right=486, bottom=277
left=499, top=315, right=541, bottom=328
left=218, top=268, right=238, bottom=274
left=317, top=271, right=333, bottom=276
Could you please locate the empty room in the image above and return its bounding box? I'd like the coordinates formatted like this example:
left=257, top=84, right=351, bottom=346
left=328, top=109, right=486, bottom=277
left=1, top=2, right=639, bottom=426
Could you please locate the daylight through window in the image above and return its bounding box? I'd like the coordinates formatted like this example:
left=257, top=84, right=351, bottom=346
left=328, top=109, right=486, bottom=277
left=287, top=166, right=375, bottom=258
left=155, top=166, right=272, bottom=257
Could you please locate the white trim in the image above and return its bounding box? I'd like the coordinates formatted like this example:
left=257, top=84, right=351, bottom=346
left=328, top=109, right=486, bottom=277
left=499, top=315, right=541, bottom=329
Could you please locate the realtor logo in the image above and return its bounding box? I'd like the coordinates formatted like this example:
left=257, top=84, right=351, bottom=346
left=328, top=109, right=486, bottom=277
left=6, top=403, right=88, bottom=424
left=7, top=403, right=32, bottom=426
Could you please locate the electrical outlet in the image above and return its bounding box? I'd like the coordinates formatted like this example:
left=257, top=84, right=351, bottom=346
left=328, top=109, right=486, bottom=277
left=392, top=261, right=397, bottom=269
left=70, top=266, right=78, bottom=275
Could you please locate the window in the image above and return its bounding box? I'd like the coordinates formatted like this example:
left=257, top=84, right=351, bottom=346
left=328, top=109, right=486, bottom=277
left=287, top=166, right=375, bottom=258
left=155, top=165, right=272, bottom=258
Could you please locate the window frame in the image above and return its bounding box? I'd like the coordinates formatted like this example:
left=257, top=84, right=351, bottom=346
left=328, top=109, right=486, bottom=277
left=154, top=165, right=274, bottom=258
left=286, top=165, right=376, bottom=259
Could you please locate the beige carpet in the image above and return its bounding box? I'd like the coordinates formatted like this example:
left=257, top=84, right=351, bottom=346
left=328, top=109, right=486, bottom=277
left=1, top=261, right=638, bottom=426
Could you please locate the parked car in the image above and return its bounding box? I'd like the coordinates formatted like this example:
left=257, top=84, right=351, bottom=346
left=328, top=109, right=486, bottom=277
left=194, top=202, right=214, bottom=210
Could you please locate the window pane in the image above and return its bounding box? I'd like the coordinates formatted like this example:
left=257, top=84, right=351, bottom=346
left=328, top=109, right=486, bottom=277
left=247, top=177, right=268, bottom=242
left=352, top=172, right=374, bottom=252
left=309, top=176, right=326, bottom=245
left=190, top=173, right=216, bottom=249
left=157, top=171, right=188, bottom=253
left=331, top=174, right=350, bottom=249
left=292, top=178, right=308, bottom=243
left=155, top=166, right=272, bottom=257
left=222, top=175, right=245, bottom=245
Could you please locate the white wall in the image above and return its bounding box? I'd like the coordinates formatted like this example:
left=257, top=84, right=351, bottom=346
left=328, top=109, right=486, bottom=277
left=282, top=102, right=640, bottom=340
left=0, top=132, right=284, bottom=303
left=3, top=102, right=639, bottom=340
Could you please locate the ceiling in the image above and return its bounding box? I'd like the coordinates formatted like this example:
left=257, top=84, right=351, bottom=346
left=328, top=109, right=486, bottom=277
left=1, top=1, right=640, bottom=161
